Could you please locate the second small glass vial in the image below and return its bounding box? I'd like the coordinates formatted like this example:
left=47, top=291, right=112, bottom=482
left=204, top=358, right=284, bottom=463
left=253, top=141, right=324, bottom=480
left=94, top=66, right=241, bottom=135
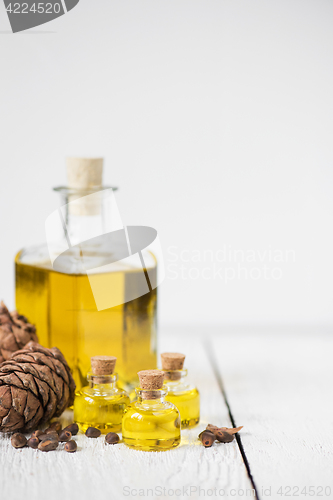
left=161, top=352, right=200, bottom=428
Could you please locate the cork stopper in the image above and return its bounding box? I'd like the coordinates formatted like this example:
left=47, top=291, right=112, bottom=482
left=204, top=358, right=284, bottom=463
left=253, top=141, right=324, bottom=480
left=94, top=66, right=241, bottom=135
left=137, top=370, right=164, bottom=399
left=91, top=356, right=116, bottom=375
left=67, top=157, right=103, bottom=190
left=161, top=352, right=185, bottom=371
left=161, top=352, right=185, bottom=381
left=66, top=157, right=104, bottom=215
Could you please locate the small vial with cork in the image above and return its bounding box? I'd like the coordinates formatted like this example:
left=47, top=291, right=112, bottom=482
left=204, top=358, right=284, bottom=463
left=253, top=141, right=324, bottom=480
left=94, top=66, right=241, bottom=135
left=122, top=370, right=181, bottom=451
left=74, top=356, right=130, bottom=433
left=161, top=352, right=200, bottom=428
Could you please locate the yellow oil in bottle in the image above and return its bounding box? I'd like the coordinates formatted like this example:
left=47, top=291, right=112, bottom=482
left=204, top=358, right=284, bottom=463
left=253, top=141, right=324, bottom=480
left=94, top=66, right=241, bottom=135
left=122, top=400, right=181, bottom=451
left=161, top=354, right=200, bottom=429
left=74, top=357, right=130, bottom=433
left=165, top=387, right=200, bottom=428
left=15, top=253, right=157, bottom=390
left=74, top=386, right=130, bottom=434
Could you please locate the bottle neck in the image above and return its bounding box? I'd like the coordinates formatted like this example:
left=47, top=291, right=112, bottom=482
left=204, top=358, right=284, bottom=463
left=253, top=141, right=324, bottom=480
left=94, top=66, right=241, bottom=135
left=88, top=372, right=117, bottom=391
left=49, top=186, right=123, bottom=274
left=53, top=186, right=119, bottom=247
left=135, top=387, right=168, bottom=404
left=162, top=368, right=188, bottom=384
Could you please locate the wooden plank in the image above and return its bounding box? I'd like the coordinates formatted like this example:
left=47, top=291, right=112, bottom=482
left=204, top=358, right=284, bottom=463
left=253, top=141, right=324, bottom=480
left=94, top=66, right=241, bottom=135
left=0, top=333, right=252, bottom=500
left=211, top=333, right=333, bottom=500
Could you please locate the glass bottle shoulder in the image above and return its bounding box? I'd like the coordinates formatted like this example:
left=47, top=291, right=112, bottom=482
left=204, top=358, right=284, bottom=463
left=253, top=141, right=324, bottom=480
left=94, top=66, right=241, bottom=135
left=124, top=399, right=179, bottom=416
left=16, top=246, right=53, bottom=270
left=76, top=384, right=129, bottom=402
left=164, top=380, right=199, bottom=397
left=16, top=245, right=157, bottom=275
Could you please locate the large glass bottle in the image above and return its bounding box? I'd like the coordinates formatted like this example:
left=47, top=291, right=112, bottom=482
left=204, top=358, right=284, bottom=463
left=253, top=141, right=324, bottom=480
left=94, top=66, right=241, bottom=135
left=15, top=158, right=158, bottom=390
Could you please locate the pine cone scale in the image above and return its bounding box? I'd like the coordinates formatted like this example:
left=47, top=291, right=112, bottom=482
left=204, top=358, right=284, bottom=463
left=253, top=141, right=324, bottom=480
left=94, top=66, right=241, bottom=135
left=51, top=358, right=70, bottom=386
left=0, top=386, right=11, bottom=412
left=29, top=352, right=56, bottom=373
left=0, top=302, right=38, bottom=361
left=2, top=407, right=24, bottom=430
left=43, top=389, right=57, bottom=422
left=11, top=386, right=27, bottom=415
left=0, top=372, right=25, bottom=389
left=24, top=390, right=41, bottom=421
left=34, top=378, right=50, bottom=408
left=0, top=407, right=7, bottom=418
left=25, top=404, right=43, bottom=431
left=20, top=363, right=40, bottom=379
left=55, top=381, right=68, bottom=416
left=25, top=363, right=54, bottom=390
left=0, top=314, right=11, bottom=325
left=2, top=332, right=18, bottom=352
left=1, top=349, right=15, bottom=361
left=1, top=362, right=24, bottom=373
left=15, top=371, right=39, bottom=397
left=12, top=325, right=32, bottom=346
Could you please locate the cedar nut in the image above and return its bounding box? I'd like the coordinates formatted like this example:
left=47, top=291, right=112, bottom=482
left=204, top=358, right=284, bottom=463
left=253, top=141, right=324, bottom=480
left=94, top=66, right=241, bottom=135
left=64, top=440, right=77, bottom=453
left=11, top=433, right=27, bottom=449
left=59, top=430, right=72, bottom=442
left=85, top=427, right=101, bottom=438
left=63, top=423, right=79, bottom=436
left=105, top=432, right=119, bottom=445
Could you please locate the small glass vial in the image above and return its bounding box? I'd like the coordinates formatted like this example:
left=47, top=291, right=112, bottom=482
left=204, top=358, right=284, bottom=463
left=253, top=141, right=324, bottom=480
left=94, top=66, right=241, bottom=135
left=74, top=356, right=130, bottom=433
left=161, top=352, right=200, bottom=428
left=122, top=370, right=181, bottom=451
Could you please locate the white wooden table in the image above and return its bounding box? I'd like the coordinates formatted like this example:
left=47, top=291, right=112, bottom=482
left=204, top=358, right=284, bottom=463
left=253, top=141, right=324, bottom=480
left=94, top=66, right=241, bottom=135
left=1, top=331, right=332, bottom=500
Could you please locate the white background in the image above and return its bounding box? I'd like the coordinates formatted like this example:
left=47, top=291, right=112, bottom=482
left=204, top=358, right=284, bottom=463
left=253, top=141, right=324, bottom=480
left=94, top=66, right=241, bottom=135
left=0, top=0, right=332, bottom=330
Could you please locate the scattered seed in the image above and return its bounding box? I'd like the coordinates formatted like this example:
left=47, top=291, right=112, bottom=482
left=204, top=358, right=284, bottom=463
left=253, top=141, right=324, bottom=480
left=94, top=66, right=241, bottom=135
left=63, top=423, right=79, bottom=436
left=11, top=433, right=27, bottom=449
left=27, top=436, right=40, bottom=449
left=105, top=432, right=119, bottom=445
left=39, top=432, right=59, bottom=442
left=206, top=424, right=219, bottom=434
left=220, top=425, right=243, bottom=435
left=207, top=423, right=243, bottom=435
left=206, top=424, right=243, bottom=443
left=31, top=430, right=44, bottom=438
left=215, top=430, right=234, bottom=443
left=49, top=421, right=62, bottom=433
left=45, top=427, right=59, bottom=435
left=59, top=430, right=72, bottom=442
left=199, top=430, right=215, bottom=447
left=85, top=427, right=101, bottom=438
left=38, top=439, right=59, bottom=452
left=64, top=440, right=77, bottom=453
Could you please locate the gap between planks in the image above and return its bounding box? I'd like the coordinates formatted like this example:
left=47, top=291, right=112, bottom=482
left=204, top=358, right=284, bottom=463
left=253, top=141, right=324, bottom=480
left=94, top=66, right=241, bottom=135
left=205, top=338, right=261, bottom=499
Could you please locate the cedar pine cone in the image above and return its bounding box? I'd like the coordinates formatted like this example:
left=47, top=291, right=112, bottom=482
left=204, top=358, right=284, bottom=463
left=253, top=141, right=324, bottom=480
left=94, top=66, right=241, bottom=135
left=0, top=341, right=76, bottom=432
left=0, top=301, right=38, bottom=363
